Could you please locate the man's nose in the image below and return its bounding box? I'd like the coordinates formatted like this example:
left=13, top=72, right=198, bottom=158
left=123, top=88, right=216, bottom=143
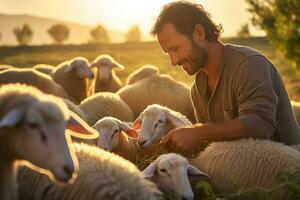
left=169, top=55, right=179, bottom=67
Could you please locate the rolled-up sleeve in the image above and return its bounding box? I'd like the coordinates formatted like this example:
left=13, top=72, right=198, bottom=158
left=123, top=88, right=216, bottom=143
left=233, top=55, right=278, bottom=139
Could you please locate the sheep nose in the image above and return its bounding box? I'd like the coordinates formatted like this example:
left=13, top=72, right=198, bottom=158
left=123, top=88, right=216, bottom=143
left=138, top=140, right=146, bottom=146
left=63, top=164, right=75, bottom=179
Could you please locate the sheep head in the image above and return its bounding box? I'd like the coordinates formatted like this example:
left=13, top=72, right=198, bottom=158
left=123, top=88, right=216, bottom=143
left=64, top=57, right=94, bottom=79
left=0, top=84, right=98, bottom=184
left=90, top=54, right=124, bottom=82
left=133, top=104, right=191, bottom=148
left=142, top=153, right=209, bottom=200
left=93, top=116, right=138, bottom=151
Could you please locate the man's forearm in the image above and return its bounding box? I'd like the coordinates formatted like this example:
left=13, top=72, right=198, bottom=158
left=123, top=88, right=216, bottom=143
left=193, top=118, right=249, bottom=142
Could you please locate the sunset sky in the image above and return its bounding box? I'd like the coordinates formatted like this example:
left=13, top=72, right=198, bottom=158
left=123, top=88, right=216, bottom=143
left=0, top=0, right=264, bottom=38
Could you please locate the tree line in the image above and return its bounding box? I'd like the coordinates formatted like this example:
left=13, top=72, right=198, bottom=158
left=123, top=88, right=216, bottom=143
left=0, top=23, right=143, bottom=45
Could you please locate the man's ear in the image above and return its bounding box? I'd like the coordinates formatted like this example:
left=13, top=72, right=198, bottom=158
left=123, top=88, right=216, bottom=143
left=192, top=24, right=205, bottom=45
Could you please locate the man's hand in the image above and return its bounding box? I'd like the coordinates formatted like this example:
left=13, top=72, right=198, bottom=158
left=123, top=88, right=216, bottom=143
left=160, top=125, right=208, bottom=153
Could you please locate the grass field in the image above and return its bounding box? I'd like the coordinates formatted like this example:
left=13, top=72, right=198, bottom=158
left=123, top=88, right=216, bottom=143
left=1, top=36, right=300, bottom=100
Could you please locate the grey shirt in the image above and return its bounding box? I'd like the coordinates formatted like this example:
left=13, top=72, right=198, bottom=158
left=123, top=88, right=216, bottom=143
left=191, top=44, right=300, bottom=145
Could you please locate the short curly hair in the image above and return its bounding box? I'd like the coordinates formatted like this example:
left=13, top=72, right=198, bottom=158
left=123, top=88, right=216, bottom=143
left=151, top=1, right=223, bottom=41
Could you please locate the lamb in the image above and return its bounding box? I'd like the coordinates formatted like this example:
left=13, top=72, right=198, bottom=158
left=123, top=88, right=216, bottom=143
left=93, top=116, right=139, bottom=163
left=125, top=64, right=159, bottom=85
left=132, top=104, right=192, bottom=148
left=33, top=64, right=55, bottom=75
left=18, top=142, right=162, bottom=200
left=51, top=57, right=94, bottom=104
left=0, top=68, right=68, bottom=98
left=189, top=138, right=300, bottom=199
left=117, top=73, right=196, bottom=123
left=142, top=153, right=209, bottom=200
left=0, top=84, right=97, bottom=200
left=90, top=54, right=124, bottom=93
left=79, top=92, right=133, bottom=126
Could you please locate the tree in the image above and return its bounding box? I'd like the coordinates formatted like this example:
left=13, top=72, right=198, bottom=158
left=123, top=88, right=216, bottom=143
left=13, top=24, right=33, bottom=45
left=125, top=24, right=142, bottom=42
left=237, top=23, right=251, bottom=38
left=246, top=0, right=300, bottom=68
left=90, top=24, right=110, bottom=43
left=48, top=24, right=70, bottom=45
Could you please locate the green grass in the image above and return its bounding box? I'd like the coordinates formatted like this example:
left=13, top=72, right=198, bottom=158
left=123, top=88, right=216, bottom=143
left=1, top=37, right=300, bottom=100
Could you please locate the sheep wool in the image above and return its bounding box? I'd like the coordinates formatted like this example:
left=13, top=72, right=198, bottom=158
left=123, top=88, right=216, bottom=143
left=18, top=142, right=162, bottom=200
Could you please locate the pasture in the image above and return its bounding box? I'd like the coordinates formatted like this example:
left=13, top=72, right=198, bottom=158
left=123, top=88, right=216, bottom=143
left=1, top=37, right=300, bottom=101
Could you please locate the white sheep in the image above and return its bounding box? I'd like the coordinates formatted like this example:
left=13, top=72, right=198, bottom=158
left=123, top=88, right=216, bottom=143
left=93, top=116, right=139, bottom=163
left=33, top=64, right=55, bottom=75
left=117, top=73, right=196, bottom=123
left=79, top=92, right=133, bottom=126
left=18, top=142, right=162, bottom=200
left=189, top=138, right=300, bottom=199
left=0, top=84, right=97, bottom=200
left=132, top=104, right=192, bottom=148
left=0, top=68, right=68, bottom=98
left=51, top=57, right=94, bottom=104
left=142, top=153, right=209, bottom=200
left=90, top=54, right=124, bottom=93
left=125, top=64, right=159, bottom=85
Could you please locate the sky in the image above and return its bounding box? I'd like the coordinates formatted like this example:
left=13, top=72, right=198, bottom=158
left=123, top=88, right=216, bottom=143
left=0, top=0, right=264, bottom=38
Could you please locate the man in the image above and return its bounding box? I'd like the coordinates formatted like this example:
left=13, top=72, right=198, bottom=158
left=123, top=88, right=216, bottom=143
left=151, top=1, right=300, bottom=152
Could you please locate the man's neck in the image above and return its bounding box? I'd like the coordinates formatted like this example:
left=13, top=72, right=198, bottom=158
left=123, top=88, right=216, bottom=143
left=203, top=40, right=224, bottom=79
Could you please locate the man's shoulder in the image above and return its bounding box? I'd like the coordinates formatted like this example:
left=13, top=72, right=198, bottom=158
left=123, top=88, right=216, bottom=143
left=226, top=43, right=263, bottom=58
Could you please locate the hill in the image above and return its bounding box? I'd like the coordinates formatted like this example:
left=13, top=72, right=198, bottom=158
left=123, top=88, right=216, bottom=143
left=0, top=13, right=124, bottom=45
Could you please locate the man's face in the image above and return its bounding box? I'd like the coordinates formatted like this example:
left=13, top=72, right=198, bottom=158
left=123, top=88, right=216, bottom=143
left=157, top=23, right=207, bottom=75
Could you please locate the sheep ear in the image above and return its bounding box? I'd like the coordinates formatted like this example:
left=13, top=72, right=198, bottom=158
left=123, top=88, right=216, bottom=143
left=67, top=111, right=99, bottom=139
left=164, top=109, right=187, bottom=127
left=119, top=122, right=138, bottom=138
left=187, top=164, right=210, bottom=179
left=112, top=62, right=124, bottom=70
left=132, top=114, right=143, bottom=130
left=89, top=62, right=98, bottom=68
left=63, top=64, right=74, bottom=73
left=0, top=109, right=23, bottom=134
left=142, top=162, right=157, bottom=178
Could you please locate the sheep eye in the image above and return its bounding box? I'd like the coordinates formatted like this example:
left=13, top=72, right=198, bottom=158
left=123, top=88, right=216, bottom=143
left=159, top=168, right=167, bottom=173
left=154, top=120, right=164, bottom=128
left=111, top=130, right=119, bottom=139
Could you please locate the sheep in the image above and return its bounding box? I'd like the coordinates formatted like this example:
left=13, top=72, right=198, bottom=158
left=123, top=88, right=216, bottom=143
left=51, top=57, right=94, bottom=104
left=0, top=65, right=14, bottom=71
left=132, top=104, right=192, bottom=149
left=17, top=142, right=162, bottom=200
left=125, top=64, right=159, bottom=85
left=79, top=92, right=134, bottom=126
left=189, top=138, right=300, bottom=199
left=90, top=54, right=124, bottom=93
left=0, top=84, right=98, bottom=200
left=33, top=64, right=55, bottom=75
left=117, top=73, right=196, bottom=123
left=94, top=116, right=170, bottom=170
left=0, top=68, right=68, bottom=98
left=93, top=116, right=139, bottom=163
left=142, top=153, right=209, bottom=200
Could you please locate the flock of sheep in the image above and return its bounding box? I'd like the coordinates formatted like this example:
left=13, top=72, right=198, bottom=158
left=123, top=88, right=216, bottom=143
left=1, top=54, right=300, bottom=200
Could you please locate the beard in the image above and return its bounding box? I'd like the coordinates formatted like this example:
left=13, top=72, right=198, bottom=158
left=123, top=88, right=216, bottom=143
left=178, top=41, right=208, bottom=75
